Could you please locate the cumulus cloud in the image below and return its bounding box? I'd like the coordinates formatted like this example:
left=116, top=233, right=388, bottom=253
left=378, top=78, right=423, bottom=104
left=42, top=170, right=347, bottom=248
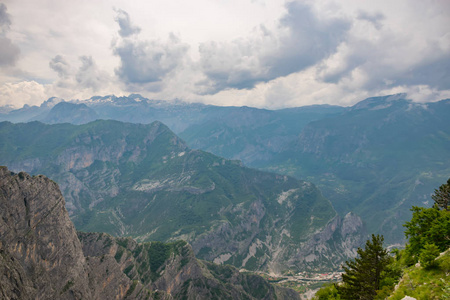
left=0, top=3, right=20, bottom=66
left=49, top=55, right=71, bottom=78
left=49, top=54, right=112, bottom=94
left=0, top=3, right=12, bottom=33
left=112, top=9, right=189, bottom=91
left=357, top=10, right=385, bottom=30
left=114, top=34, right=189, bottom=86
left=1, top=0, right=450, bottom=109
left=318, top=33, right=450, bottom=94
left=0, top=81, right=47, bottom=107
left=196, top=1, right=351, bottom=94
left=114, top=8, right=141, bottom=37
left=394, top=53, right=450, bottom=90
left=76, top=55, right=110, bottom=91
left=317, top=0, right=450, bottom=96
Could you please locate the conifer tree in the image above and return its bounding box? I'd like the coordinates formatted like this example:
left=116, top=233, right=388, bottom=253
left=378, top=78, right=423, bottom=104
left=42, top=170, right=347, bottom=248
left=338, top=234, right=390, bottom=300
left=432, top=178, right=450, bottom=211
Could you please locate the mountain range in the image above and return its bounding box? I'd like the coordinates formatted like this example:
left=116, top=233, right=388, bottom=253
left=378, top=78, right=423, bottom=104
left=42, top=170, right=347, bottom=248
left=0, top=120, right=364, bottom=273
left=1, top=93, right=448, bottom=243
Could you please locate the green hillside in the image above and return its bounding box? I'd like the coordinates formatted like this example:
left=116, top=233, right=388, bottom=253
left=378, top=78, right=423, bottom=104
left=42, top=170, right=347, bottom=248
left=387, top=250, right=450, bottom=299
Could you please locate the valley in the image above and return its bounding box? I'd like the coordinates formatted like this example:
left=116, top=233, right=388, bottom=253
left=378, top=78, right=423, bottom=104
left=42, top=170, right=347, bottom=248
left=255, top=270, right=344, bottom=296
left=1, top=93, right=448, bottom=244
left=0, top=119, right=365, bottom=274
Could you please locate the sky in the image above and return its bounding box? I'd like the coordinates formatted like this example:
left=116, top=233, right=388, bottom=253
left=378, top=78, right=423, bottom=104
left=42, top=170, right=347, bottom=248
left=0, top=0, right=449, bottom=109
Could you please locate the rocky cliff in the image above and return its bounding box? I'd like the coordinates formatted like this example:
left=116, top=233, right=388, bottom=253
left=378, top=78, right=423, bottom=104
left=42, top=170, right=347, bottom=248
left=0, top=166, right=300, bottom=299
left=0, top=166, right=92, bottom=299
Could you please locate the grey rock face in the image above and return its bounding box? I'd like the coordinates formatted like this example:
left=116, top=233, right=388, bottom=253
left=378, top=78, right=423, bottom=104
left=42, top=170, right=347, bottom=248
left=78, top=232, right=300, bottom=300
left=0, top=166, right=92, bottom=299
left=190, top=198, right=366, bottom=273
left=285, top=213, right=366, bottom=272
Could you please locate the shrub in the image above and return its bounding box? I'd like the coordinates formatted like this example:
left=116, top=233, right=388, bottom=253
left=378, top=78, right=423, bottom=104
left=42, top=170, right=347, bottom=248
left=419, top=243, right=440, bottom=269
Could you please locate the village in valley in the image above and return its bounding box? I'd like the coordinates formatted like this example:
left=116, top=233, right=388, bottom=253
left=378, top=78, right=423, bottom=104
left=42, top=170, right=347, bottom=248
left=253, top=270, right=344, bottom=297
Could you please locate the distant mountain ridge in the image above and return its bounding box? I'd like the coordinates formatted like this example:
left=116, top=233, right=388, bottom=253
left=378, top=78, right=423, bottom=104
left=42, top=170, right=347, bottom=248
left=0, top=94, right=345, bottom=164
left=41, top=102, right=98, bottom=125
left=0, top=120, right=365, bottom=273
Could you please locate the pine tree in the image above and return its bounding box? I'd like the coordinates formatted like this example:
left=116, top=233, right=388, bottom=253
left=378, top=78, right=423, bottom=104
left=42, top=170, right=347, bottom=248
left=338, top=234, right=390, bottom=300
left=432, top=178, right=450, bottom=211
left=419, top=243, right=440, bottom=269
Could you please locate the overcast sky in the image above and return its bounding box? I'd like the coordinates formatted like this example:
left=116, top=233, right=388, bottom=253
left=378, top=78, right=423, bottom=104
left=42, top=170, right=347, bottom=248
left=0, top=0, right=449, bottom=108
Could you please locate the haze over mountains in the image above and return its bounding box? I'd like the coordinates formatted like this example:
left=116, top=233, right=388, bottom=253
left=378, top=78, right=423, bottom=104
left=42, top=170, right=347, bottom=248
left=1, top=93, right=448, bottom=245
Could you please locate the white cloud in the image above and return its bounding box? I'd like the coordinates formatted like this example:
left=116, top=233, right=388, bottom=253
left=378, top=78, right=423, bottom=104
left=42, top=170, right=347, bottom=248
left=0, top=81, right=47, bottom=107
left=316, top=0, right=450, bottom=92
left=196, top=1, right=350, bottom=94
left=114, top=8, right=141, bottom=38
left=0, top=0, right=449, bottom=109
left=47, top=54, right=115, bottom=95
left=113, top=30, right=189, bottom=90
left=0, top=3, right=20, bottom=66
left=49, top=55, right=71, bottom=79
left=76, top=56, right=112, bottom=91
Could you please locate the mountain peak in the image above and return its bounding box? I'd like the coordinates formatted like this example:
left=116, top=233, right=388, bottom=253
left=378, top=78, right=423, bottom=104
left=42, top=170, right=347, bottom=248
left=350, top=93, right=409, bottom=111
left=43, top=101, right=98, bottom=125
left=40, top=96, right=65, bottom=109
